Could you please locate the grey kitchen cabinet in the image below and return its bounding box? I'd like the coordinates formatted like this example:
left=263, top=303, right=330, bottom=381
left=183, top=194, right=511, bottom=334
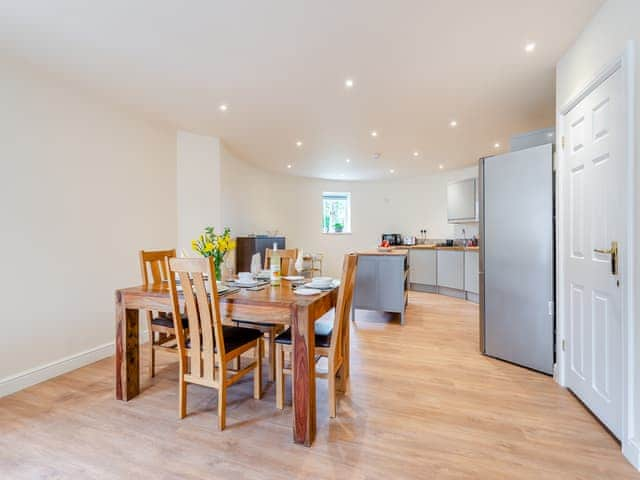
left=464, top=250, right=479, bottom=295
left=409, top=248, right=437, bottom=287
left=436, top=250, right=464, bottom=290
left=353, top=253, right=409, bottom=324
left=447, top=178, right=477, bottom=223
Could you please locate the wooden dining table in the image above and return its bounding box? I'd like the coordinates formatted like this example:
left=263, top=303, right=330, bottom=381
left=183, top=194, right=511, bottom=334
left=114, top=280, right=339, bottom=447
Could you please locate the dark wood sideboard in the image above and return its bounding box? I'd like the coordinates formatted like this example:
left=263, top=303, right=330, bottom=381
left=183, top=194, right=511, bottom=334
left=236, top=236, right=286, bottom=273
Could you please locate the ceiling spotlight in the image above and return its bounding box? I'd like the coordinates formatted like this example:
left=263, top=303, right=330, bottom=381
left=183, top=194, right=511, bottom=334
left=340, top=173, right=345, bottom=178
left=346, top=158, right=351, bottom=163
left=345, top=78, right=354, bottom=88
left=439, top=164, right=444, bottom=169
left=525, top=42, right=536, bottom=53
left=494, top=142, right=501, bottom=149
left=371, top=130, right=378, bottom=137
left=413, top=151, right=419, bottom=157
left=389, top=168, right=395, bottom=174
left=295, top=140, right=303, bottom=147
left=449, top=120, right=458, bottom=128
left=287, top=164, right=292, bottom=169
left=218, top=104, right=228, bottom=112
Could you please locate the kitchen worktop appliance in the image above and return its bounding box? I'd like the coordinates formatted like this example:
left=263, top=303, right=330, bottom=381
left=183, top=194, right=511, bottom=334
left=381, top=233, right=402, bottom=246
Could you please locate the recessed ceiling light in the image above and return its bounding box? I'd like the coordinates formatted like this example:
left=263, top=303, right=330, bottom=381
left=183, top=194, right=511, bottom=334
left=494, top=142, right=501, bottom=149
left=389, top=168, right=395, bottom=174
left=295, top=140, right=303, bottom=147
left=438, top=164, right=444, bottom=169
left=449, top=120, right=458, bottom=128
left=346, top=158, right=351, bottom=163
left=287, top=164, right=292, bottom=169
left=372, top=152, right=381, bottom=160
left=340, top=173, right=345, bottom=177
left=218, top=104, right=228, bottom=112
left=371, top=130, right=378, bottom=137
left=345, top=78, right=354, bottom=88
left=413, top=151, right=419, bottom=157
left=525, top=42, right=536, bottom=53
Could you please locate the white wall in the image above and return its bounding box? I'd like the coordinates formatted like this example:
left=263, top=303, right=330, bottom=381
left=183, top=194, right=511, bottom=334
left=177, top=131, right=221, bottom=253
left=219, top=150, right=478, bottom=277
left=556, top=0, right=640, bottom=468
left=0, top=56, right=177, bottom=395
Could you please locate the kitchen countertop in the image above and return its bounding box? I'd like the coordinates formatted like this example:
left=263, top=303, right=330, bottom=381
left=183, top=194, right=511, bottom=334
left=358, top=249, right=409, bottom=256
left=392, top=245, right=479, bottom=251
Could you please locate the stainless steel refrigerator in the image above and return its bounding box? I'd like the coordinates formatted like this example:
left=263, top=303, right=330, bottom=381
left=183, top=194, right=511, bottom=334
left=479, top=143, right=555, bottom=375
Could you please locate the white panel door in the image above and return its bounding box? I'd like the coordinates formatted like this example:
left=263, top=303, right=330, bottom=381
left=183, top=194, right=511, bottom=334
left=562, top=67, right=625, bottom=438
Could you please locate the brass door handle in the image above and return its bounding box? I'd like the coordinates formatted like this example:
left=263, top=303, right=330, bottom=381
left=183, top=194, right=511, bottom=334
left=593, top=241, right=618, bottom=275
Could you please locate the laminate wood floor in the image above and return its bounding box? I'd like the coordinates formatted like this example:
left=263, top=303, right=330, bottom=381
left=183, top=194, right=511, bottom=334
left=1, top=292, right=637, bottom=479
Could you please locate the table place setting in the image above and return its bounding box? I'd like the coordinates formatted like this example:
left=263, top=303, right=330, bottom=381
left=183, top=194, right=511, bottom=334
left=225, top=271, right=270, bottom=290
left=293, top=276, right=338, bottom=295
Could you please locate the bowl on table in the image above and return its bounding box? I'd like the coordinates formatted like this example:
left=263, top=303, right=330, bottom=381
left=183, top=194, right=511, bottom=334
left=308, top=276, right=333, bottom=289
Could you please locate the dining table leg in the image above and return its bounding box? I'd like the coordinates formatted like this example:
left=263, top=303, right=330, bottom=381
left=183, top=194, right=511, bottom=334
left=115, top=291, right=140, bottom=401
left=291, top=303, right=316, bottom=446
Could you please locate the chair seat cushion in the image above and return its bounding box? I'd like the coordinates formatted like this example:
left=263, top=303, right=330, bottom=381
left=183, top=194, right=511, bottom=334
left=274, top=319, right=333, bottom=348
left=152, top=313, right=189, bottom=329
left=187, top=326, right=263, bottom=353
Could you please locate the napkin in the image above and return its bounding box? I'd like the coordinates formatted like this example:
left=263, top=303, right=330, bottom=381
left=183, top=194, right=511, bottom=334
left=250, top=253, right=262, bottom=275
left=295, top=249, right=304, bottom=273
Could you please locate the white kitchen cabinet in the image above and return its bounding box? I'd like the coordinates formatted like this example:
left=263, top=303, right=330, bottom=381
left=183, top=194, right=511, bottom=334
left=409, top=249, right=436, bottom=286
left=447, top=178, right=477, bottom=223
left=436, top=250, right=464, bottom=290
left=464, top=250, right=479, bottom=294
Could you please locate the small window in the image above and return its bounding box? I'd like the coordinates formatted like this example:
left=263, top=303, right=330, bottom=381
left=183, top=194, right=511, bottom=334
left=322, top=192, right=351, bottom=234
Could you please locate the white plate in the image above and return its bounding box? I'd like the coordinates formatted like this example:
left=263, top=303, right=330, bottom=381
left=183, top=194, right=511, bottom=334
left=294, top=287, right=322, bottom=296
left=283, top=275, right=305, bottom=281
left=234, top=279, right=259, bottom=287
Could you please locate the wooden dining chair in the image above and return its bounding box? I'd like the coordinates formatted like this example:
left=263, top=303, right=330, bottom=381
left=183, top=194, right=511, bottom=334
left=167, top=256, right=263, bottom=430
left=264, top=247, right=299, bottom=276
left=274, top=253, right=358, bottom=417
left=139, top=249, right=188, bottom=376
left=233, top=247, right=299, bottom=382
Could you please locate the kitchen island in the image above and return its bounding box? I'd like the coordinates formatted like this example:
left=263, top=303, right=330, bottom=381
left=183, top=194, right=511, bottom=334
left=353, top=249, right=409, bottom=324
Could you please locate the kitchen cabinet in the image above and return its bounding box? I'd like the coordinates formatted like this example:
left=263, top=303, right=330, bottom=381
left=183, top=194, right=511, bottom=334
left=464, top=250, right=479, bottom=295
left=409, top=249, right=436, bottom=287
left=353, top=252, right=409, bottom=324
left=447, top=178, right=477, bottom=223
left=436, top=250, right=464, bottom=290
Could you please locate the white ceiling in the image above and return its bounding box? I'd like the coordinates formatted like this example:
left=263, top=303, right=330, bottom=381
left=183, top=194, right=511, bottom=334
left=0, top=0, right=603, bottom=180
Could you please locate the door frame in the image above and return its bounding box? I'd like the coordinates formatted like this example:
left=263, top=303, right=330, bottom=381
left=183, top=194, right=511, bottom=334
left=556, top=42, right=637, bottom=467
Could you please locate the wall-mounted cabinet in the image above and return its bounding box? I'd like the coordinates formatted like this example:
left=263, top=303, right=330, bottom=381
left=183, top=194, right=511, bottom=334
left=447, top=178, right=477, bottom=223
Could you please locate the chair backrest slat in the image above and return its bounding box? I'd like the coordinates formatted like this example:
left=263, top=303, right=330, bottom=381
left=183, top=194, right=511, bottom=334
left=330, top=254, right=358, bottom=361
left=168, top=257, right=225, bottom=384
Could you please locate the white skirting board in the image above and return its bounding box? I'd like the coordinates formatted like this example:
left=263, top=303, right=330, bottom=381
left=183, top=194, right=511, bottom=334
left=624, top=439, right=640, bottom=470
left=0, top=342, right=114, bottom=398
left=0, top=328, right=150, bottom=398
